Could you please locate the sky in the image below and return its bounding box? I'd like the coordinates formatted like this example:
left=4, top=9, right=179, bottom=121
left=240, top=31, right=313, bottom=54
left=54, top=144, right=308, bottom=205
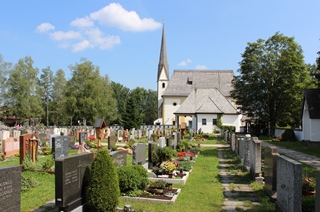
left=0, top=1, right=319, bottom=90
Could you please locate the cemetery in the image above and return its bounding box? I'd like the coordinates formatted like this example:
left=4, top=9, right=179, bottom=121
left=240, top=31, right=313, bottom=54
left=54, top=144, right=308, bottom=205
left=0, top=124, right=320, bottom=211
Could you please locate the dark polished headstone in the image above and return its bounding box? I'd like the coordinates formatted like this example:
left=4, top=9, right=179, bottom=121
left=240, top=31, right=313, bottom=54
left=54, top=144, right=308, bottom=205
left=55, top=153, right=93, bottom=212
left=78, top=132, right=87, bottom=144
left=52, top=136, right=70, bottom=159
left=0, top=165, right=22, bottom=212
left=109, top=151, right=127, bottom=167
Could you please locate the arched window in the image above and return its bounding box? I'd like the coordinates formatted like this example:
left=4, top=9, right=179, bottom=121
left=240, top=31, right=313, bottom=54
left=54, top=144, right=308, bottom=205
left=162, top=83, right=165, bottom=88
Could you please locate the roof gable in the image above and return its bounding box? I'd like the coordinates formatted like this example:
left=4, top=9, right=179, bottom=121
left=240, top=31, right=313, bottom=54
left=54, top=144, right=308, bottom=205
left=162, top=70, right=234, bottom=97
left=174, top=88, right=238, bottom=115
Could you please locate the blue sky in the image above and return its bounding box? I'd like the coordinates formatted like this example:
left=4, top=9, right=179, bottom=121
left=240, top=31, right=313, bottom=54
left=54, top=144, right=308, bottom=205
left=0, top=1, right=319, bottom=90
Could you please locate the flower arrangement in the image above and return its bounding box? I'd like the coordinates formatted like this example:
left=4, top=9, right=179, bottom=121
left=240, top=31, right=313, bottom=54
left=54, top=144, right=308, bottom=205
left=160, top=161, right=177, bottom=173
left=177, top=151, right=195, bottom=157
left=302, top=177, right=316, bottom=192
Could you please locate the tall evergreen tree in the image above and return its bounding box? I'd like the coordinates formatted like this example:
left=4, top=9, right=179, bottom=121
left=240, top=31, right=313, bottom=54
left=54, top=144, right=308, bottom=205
left=110, top=81, right=130, bottom=126
left=37, top=66, right=54, bottom=126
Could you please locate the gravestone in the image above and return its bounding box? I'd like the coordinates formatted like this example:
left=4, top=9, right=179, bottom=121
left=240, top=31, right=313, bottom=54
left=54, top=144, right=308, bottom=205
left=52, top=136, right=70, bottom=159
left=316, top=173, right=320, bottom=211
left=0, top=130, right=10, bottom=141
left=38, top=133, right=47, bottom=143
left=12, top=130, right=20, bottom=138
left=2, top=137, right=19, bottom=157
left=0, top=165, right=22, bottom=212
left=243, top=134, right=251, bottom=170
left=55, top=152, right=93, bottom=212
left=172, top=133, right=177, bottom=150
left=132, top=143, right=146, bottom=165
left=78, top=132, right=87, bottom=145
left=19, top=134, right=38, bottom=164
left=264, top=146, right=279, bottom=200
left=108, top=131, right=116, bottom=150
left=109, top=151, right=127, bottom=167
left=158, top=137, right=166, bottom=148
left=249, top=137, right=261, bottom=178
left=148, top=142, right=158, bottom=169
left=276, top=155, right=302, bottom=212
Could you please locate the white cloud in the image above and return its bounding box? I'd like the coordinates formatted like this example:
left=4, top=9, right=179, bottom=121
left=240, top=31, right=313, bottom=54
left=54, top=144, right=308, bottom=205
left=90, top=3, right=161, bottom=32
left=70, top=17, right=94, bottom=28
left=36, top=23, right=55, bottom=33
left=195, top=65, right=207, bottom=70
left=72, top=40, right=92, bottom=52
left=85, top=28, right=121, bottom=49
left=178, top=59, right=192, bottom=66
left=37, top=3, right=156, bottom=52
left=50, top=31, right=82, bottom=41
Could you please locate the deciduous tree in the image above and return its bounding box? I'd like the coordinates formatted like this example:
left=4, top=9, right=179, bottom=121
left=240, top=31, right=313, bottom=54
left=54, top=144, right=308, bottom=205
left=231, top=32, right=311, bottom=136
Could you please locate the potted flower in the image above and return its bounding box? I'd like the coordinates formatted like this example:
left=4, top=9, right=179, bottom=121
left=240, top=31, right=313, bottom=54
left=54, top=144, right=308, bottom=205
left=302, top=177, right=316, bottom=196
left=160, top=161, right=177, bottom=175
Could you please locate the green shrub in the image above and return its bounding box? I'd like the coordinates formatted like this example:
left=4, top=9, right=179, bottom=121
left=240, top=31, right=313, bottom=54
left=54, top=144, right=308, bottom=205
left=281, top=129, right=297, bottom=142
left=131, top=165, right=149, bottom=189
left=86, top=149, right=120, bottom=212
left=117, top=165, right=149, bottom=194
left=152, top=146, right=176, bottom=166
left=302, top=195, right=315, bottom=212
left=21, top=176, right=39, bottom=192
left=42, top=157, right=54, bottom=171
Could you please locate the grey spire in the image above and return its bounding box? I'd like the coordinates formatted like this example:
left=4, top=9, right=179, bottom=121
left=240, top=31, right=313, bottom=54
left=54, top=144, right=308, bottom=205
left=158, top=21, right=169, bottom=80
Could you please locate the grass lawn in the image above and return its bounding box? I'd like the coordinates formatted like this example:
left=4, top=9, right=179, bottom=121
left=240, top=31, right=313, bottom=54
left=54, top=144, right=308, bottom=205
left=118, top=147, right=225, bottom=212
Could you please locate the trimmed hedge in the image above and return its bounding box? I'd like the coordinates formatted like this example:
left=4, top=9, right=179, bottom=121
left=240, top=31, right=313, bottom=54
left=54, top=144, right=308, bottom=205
left=117, top=165, right=149, bottom=194
left=86, top=150, right=120, bottom=212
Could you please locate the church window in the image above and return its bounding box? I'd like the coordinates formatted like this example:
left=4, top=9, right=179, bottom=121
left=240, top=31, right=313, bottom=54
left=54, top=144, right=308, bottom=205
left=162, top=83, right=165, bottom=88
left=202, top=119, right=207, bottom=125
left=173, top=102, right=177, bottom=106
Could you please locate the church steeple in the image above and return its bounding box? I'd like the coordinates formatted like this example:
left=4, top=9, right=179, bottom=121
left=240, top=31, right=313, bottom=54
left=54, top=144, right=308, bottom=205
left=157, top=21, right=169, bottom=81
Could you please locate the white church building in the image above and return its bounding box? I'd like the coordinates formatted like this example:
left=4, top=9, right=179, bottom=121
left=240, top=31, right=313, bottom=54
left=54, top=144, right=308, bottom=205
left=155, top=24, right=242, bottom=133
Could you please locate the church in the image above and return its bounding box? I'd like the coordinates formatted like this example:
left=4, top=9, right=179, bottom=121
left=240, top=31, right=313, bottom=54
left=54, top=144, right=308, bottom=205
left=155, top=24, right=242, bottom=133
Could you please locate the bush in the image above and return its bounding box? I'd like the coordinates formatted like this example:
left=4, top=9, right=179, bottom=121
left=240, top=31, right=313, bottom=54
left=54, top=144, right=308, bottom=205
left=152, top=146, right=176, bottom=166
left=302, top=195, right=315, bottom=212
left=21, top=176, right=39, bottom=192
left=117, top=165, right=149, bottom=194
left=86, top=149, right=120, bottom=212
left=281, top=129, right=297, bottom=142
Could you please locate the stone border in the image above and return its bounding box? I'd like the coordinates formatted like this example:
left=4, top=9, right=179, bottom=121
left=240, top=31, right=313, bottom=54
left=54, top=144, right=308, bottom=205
left=121, top=189, right=181, bottom=205
left=148, top=171, right=190, bottom=185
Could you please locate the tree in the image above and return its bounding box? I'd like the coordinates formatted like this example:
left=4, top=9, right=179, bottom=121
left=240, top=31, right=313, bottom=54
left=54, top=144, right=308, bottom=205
left=230, top=32, right=311, bottom=136
left=143, top=89, right=157, bottom=125
left=5, top=56, right=44, bottom=125
left=37, top=66, right=53, bottom=126
left=122, top=92, right=139, bottom=130
left=110, top=81, right=130, bottom=126
left=65, top=58, right=117, bottom=125
left=0, top=54, right=11, bottom=107
left=316, top=51, right=320, bottom=86
left=51, top=69, right=68, bottom=126
left=86, top=149, right=120, bottom=211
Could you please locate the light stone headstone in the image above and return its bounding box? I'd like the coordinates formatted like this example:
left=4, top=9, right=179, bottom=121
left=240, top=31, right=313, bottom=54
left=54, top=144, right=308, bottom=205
left=0, top=130, right=10, bottom=141
left=132, top=143, right=146, bottom=165
left=249, top=137, right=261, bottom=178
left=12, top=130, right=21, bottom=138
left=276, top=155, right=302, bottom=212
left=243, top=134, right=251, bottom=169
left=158, top=137, right=166, bottom=148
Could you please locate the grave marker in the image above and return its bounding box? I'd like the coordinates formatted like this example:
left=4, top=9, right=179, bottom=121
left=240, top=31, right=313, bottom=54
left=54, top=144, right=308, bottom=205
left=0, top=165, right=22, bottom=212
left=109, top=151, right=127, bottom=167
left=55, top=153, right=93, bottom=212
left=52, top=136, right=70, bottom=159
left=132, top=143, right=146, bottom=165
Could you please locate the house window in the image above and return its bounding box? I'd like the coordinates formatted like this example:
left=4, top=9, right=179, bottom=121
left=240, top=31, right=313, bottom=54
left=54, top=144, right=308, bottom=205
left=172, top=121, right=175, bottom=125
left=173, top=102, right=177, bottom=106
left=162, top=83, right=165, bottom=88
left=212, top=119, right=217, bottom=125
left=202, top=119, right=207, bottom=125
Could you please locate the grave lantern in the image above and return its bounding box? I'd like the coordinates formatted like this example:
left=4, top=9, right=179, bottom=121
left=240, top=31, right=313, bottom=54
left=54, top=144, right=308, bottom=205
left=94, top=118, right=106, bottom=149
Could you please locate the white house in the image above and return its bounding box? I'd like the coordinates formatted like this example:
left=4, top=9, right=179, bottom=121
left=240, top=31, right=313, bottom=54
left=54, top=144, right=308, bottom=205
left=302, top=89, right=320, bottom=142
left=155, top=23, right=242, bottom=133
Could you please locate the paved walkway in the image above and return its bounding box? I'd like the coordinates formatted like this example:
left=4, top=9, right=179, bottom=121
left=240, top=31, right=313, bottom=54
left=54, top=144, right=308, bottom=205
left=218, top=148, right=260, bottom=211
left=261, top=142, right=320, bottom=171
